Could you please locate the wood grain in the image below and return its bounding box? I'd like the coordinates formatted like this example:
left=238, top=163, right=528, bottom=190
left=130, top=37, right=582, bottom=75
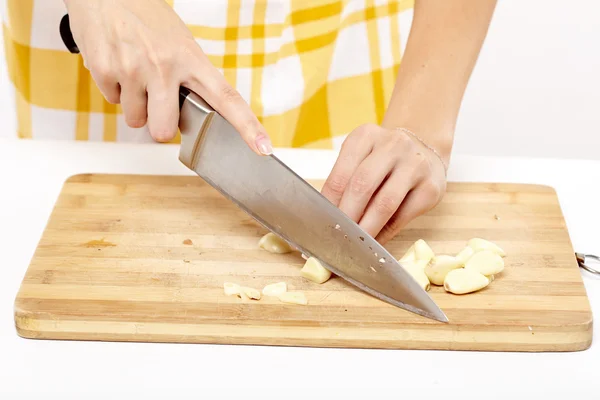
left=13, top=173, right=593, bottom=352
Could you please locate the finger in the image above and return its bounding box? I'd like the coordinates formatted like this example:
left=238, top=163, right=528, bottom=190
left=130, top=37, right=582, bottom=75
left=146, top=80, right=180, bottom=142
left=89, top=62, right=121, bottom=104
left=183, top=52, right=272, bottom=155
left=320, top=133, right=374, bottom=207
left=357, top=165, right=415, bottom=238
left=375, top=181, right=442, bottom=245
left=120, top=81, right=148, bottom=128
left=337, top=151, right=397, bottom=222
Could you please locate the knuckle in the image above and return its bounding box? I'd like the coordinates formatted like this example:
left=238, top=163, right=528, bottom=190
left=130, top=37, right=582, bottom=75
left=120, top=59, right=141, bottom=80
left=382, top=214, right=402, bottom=236
left=220, top=84, right=242, bottom=104
left=91, top=61, right=113, bottom=84
left=423, top=180, right=442, bottom=199
left=346, top=123, right=377, bottom=142
left=349, top=171, right=373, bottom=195
left=325, top=174, right=349, bottom=195
left=374, top=194, right=400, bottom=216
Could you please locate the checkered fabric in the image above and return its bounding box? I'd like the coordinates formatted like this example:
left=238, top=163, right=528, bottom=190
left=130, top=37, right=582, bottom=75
left=1, top=0, right=413, bottom=148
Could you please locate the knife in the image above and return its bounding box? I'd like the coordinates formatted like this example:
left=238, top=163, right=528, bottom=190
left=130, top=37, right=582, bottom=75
left=59, top=14, right=448, bottom=323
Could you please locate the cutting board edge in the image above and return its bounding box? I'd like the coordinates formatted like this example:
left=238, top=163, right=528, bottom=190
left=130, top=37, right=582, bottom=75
left=13, top=317, right=593, bottom=353
left=61, top=172, right=562, bottom=192
left=13, top=299, right=594, bottom=352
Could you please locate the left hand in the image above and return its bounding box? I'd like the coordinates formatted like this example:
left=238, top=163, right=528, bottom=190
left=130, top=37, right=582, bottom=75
left=321, top=124, right=448, bottom=245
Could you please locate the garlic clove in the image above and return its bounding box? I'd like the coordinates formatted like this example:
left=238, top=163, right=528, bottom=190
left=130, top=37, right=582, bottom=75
left=224, top=282, right=241, bottom=296
left=241, top=286, right=261, bottom=300
left=278, top=292, right=308, bottom=305
left=400, top=260, right=431, bottom=291
left=262, top=282, right=287, bottom=297
left=414, top=239, right=435, bottom=262
left=443, top=268, right=490, bottom=294
left=424, top=255, right=463, bottom=286
left=258, top=232, right=292, bottom=254
left=455, top=246, right=475, bottom=266
left=300, top=257, right=332, bottom=284
left=464, top=249, right=504, bottom=276
left=467, top=238, right=506, bottom=257
left=399, top=245, right=416, bottom=262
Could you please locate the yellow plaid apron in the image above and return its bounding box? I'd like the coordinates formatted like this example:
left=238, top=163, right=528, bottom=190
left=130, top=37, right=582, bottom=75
left=2, top=0, right=413, bottom=148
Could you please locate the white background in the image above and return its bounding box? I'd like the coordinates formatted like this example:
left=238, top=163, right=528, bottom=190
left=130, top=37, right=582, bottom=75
left=1, top=0, right=599, bottom=159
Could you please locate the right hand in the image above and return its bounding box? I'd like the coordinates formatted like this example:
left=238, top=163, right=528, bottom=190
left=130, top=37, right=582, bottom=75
left=63, top=0, right=273, bottom=154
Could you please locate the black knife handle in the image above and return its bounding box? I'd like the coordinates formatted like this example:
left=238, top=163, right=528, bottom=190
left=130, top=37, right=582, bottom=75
left=59, top=13, right=190, bottom=111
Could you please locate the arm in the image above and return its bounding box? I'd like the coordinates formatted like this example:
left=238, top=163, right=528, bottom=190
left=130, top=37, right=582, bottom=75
left=382, top=0, right=498, bottom=164
left=321, top=0, right=497, bottom=244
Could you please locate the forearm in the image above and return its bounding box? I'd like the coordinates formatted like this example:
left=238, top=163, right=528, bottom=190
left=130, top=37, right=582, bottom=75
left=381, top=0, right=497, bottom=162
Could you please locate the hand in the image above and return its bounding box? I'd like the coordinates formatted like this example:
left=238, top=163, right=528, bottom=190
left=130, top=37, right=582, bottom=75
left=63, top=0, right=272, bottom=154
left=321, top=124, right=448, bottom=244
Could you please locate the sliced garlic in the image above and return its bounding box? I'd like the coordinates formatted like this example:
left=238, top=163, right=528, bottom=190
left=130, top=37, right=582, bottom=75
left=224, top=282, right=241, bottom=296
left=400, top=260, right=431, bottom=291
left=399, top=245, right=416, bottom=262
left=238, top=290, right=250, bottom=301
left=468, top=238, right=505, bottom=257
left=414, top=239, right=435, bottom=263
left=464, top=249, right=504, bottom=276
left=278, top=292, right=308, bottom=305
left=258, top=232, right=292, bottom=254
left=424, top=255, right=463, bottom=286
left=262, top=282, right=287, bottom=297
left=443, top=268, right=490, bottom=294
left=241, top=286, right=261, bottom=300
left=300, top=257, right=332, bottom=284
left=455, top=246, right=475, bottom=266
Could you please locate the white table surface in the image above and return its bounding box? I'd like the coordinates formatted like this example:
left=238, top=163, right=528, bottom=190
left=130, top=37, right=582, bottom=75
left=0, top=138, right=598, bottom=399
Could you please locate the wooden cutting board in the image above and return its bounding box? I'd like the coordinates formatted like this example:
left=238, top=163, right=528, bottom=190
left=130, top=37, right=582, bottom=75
left=14, top=173, right=593, bottom=352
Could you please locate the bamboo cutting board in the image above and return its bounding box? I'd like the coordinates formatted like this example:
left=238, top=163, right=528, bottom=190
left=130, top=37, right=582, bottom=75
left=14, top=173, right=593, bottom=352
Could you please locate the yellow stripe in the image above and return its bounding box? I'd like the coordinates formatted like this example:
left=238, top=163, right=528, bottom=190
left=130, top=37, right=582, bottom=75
left=251, top=0, right=267, bottom=124
left=15, top=87, right=32, bottom=138
left=6, top=0, right=34, bottom=45
left=74, top=57, right=90, bottom=140
left=365, top=1, right=385, bottom=123
left=103, top=103, right=118, bottom=142
left=290, top=1, right=342, bottom=25
left=222, top=0, right=241, bottom=85
left=390, top=2, right=402, bottom=62
left=187, top=23, right=284, bottom=41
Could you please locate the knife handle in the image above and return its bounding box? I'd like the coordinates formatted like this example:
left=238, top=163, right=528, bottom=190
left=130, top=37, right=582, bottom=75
left=58, top=13, right=211, bottom=122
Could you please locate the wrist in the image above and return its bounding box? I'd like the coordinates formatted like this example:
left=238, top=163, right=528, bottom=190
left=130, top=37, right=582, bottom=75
left=381, top=111, right=455, bottom=163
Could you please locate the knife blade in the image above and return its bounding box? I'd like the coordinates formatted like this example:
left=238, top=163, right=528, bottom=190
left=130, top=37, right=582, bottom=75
left=178, top=88, right=448, bottom=323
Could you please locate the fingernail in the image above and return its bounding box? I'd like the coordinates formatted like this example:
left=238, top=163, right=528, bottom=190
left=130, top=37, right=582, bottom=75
left=255, top=134, right=273, bottom=155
